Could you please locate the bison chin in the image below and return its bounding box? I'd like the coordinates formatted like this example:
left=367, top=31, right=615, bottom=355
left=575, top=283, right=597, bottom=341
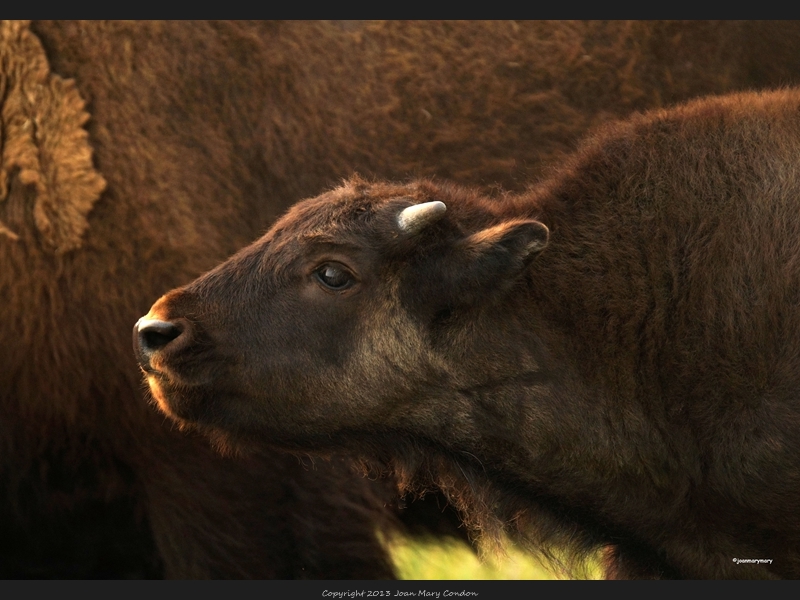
left=143, top=373, right=211, bottom=427
left=150, top=378, right=227, bottom=426
left=143, top=374, right=271, bottom=456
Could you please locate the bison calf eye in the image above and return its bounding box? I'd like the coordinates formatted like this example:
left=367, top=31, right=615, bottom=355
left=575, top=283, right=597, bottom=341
left=314, top=263, right=355, bottom=291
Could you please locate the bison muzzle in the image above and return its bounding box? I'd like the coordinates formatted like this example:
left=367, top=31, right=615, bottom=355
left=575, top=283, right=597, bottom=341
left=134, top=88, right=800, bottom=579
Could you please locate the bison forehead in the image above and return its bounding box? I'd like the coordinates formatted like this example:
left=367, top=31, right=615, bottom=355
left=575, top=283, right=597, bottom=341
left=264, top=185, right=429, bottom=251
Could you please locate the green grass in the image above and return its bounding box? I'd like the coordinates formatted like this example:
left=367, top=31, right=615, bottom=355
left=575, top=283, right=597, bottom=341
left=387, top=534, right=603, bottom=580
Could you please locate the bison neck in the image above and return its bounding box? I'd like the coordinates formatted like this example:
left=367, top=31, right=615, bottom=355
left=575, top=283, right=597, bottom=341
left=492, top=172, right=800, bottom=577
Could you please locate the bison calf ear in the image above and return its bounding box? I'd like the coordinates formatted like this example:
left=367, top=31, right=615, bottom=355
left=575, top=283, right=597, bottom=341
left=448, top=219, right=549, bottom=303
left=463, top=219, right=549, bottom=263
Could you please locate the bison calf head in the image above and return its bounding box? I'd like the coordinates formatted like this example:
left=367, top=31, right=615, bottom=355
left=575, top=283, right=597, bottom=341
left=133, top=178, right=548, bottom=455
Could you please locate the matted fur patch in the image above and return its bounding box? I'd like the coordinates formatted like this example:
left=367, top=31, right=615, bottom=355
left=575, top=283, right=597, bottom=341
left=0, top=20, right=106, bottom=253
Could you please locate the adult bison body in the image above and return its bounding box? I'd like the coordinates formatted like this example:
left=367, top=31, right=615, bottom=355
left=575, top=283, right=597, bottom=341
left=8, top=20, right=800, bottom=578
left=137, top=88, right=800, bottom=579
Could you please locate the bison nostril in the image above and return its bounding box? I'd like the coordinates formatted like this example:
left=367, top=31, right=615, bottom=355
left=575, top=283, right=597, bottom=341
left=136, top=318, right=183, bottom=354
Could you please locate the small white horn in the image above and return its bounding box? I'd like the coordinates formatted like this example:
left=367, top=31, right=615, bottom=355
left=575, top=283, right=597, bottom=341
left=396, top=201, right=447, bottom=235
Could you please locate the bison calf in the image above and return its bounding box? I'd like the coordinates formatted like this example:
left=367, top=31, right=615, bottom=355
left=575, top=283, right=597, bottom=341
left=134, top=88, right=800, bottom=579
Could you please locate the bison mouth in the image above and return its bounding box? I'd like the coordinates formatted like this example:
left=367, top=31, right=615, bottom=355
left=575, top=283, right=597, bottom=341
left=133, top=315, right=238, bottom=422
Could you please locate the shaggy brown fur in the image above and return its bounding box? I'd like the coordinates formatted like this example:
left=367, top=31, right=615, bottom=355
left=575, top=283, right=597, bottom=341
left=0, top=21, right=106, bottom=251
left=6, top=20, right=800, bottom=578
left=138, top=89, right=800, bottom=579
